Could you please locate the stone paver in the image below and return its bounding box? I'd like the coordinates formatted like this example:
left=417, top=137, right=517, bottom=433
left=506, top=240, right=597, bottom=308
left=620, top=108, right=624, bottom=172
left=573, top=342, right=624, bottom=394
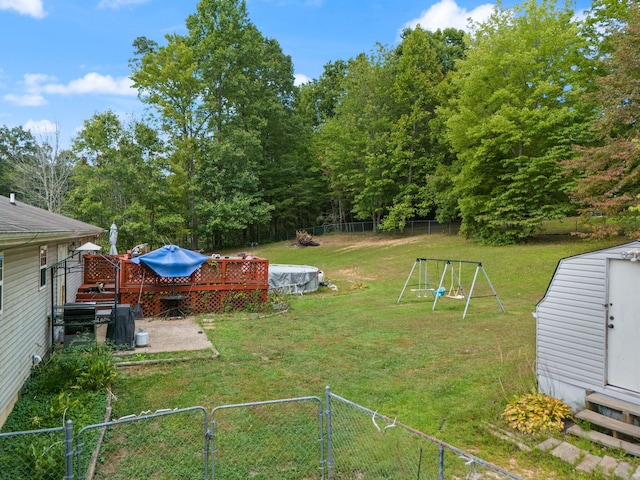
left=537, top=438, right=562, bottom=451
left=577, top=453, right=602, bottom=473
left=631, top=466, right=640, bottom=480
left=550, top=442, right=583, bottom=465
left=599, top=455, right=619, bottom=477
left=615, top=461, right=633, bottom=480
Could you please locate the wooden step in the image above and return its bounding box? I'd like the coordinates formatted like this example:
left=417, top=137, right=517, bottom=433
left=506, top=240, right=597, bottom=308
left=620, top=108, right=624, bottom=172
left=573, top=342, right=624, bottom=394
left=586, top=393, right=640, bottom=419
left=576, top=409, right=640, bottom=440
left=567, top=424, right=640, bottom=457
left=75, top=292, right=115, bottom=302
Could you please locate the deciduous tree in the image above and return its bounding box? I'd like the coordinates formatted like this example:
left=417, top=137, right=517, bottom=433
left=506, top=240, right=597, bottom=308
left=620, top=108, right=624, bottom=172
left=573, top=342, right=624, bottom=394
left=443, top=0, right=594, bottom=244
left=566, top=5, right=640, bottom=236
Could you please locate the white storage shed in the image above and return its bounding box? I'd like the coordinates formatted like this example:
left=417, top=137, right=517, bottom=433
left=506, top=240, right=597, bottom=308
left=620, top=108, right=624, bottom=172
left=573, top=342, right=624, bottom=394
left=535, top=240, right=640, bottom=410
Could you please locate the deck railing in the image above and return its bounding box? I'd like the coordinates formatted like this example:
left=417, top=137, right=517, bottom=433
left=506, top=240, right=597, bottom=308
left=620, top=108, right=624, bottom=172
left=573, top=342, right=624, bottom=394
left=81, top=254, right=269, bottom=316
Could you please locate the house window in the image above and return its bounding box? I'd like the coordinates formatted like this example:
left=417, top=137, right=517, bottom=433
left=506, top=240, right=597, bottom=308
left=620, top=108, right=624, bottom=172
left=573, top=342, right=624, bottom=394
left=40, top=246, right=47, bottom=288
left=0, top=253, right=3, bottom=312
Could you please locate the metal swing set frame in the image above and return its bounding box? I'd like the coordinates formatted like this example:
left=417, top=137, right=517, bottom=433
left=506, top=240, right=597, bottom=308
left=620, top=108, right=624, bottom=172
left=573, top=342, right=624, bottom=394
left=397, top=257, right=505, bottom=319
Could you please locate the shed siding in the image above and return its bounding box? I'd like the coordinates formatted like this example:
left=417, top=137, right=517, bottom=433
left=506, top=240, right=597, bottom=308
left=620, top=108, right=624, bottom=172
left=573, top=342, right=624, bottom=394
left=536, top=241, right=640, bottom=408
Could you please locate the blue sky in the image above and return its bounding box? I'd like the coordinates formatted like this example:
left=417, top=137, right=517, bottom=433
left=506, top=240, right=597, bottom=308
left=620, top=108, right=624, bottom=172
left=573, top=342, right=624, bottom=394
left=1, top=0, right=591, bottom=149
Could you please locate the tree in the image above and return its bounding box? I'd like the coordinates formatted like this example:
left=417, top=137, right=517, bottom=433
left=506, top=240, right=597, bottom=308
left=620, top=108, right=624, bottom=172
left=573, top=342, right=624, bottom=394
left=130, top=33, right=210, bottom=248
left=131, top=0, right=319, bottom=249
left=442, top=0, right=595, bottom=244
left=1, top=124, right=74, bottom=212
left=380, top=27, right=466, bottom=231
left=0, top=125, right=37, bottom=198
left=316, top=50, right=397, bottom=230
left=64, top=111, right=174, bottom=248
left=565, top=4, right=640, bottom=236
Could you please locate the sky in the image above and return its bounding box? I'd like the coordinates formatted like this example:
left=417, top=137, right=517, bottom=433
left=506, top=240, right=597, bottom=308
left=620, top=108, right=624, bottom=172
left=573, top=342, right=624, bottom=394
left=0, top=0, right=591, bottom=149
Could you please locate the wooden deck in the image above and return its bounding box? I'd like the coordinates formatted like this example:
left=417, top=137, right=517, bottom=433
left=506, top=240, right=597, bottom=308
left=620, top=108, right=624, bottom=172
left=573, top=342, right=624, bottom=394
left=78, top=254, right=269, bottom=317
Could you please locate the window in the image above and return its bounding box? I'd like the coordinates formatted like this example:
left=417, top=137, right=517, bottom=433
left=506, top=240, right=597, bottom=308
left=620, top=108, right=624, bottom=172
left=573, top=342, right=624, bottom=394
left=40, top=246, right=47, bottom=288
left=0, top=253, right=3, bottom=312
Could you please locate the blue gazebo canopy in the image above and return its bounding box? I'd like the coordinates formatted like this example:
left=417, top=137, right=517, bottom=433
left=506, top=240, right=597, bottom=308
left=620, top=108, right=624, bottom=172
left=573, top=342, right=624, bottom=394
left=131, top=244, right=208, bottom=278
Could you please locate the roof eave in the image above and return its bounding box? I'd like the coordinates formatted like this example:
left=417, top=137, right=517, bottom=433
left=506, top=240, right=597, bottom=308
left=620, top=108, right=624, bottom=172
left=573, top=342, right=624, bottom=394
left=0, top=229, right=104, bottom=249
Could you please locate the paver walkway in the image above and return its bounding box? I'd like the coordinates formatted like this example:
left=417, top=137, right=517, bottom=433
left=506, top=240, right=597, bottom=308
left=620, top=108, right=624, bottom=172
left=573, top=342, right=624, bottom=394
left=537, top=438, right=640, bottom=479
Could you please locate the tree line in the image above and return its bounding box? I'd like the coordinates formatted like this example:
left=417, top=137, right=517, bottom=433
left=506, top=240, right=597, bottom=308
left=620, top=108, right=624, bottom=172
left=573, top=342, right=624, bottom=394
left=1, top=0, right=638, bottom=250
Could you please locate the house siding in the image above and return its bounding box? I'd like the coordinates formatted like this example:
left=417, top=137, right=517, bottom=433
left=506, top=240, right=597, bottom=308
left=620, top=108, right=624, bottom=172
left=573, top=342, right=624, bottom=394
left=0, top=244, right=53, bottom=426
left=0, top=195, right=104, bottom=428
left=536, top=241, right=640, bottom=409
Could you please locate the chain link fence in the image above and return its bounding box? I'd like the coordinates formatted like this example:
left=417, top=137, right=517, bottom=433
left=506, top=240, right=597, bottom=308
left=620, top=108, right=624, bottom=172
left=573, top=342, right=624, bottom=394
left=326, top=390, right=522, bottom=480
left=0, top=388, right=522, bottom=479
left=0, top=422, right=73, bottom=480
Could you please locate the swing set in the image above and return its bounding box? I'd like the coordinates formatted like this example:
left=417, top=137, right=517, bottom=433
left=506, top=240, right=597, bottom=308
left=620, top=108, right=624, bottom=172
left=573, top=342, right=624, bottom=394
left=397, top=257, right=505, bottom=319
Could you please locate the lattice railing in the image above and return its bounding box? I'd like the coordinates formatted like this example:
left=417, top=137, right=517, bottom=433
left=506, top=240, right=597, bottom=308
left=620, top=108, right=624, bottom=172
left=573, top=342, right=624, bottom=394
left=83, top=255, right=269, bottom=316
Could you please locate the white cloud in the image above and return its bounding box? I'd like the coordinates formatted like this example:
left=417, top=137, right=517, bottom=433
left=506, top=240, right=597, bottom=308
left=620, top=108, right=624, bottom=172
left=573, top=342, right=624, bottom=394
left=2, top=73, right=53, bottom=106
left=97, top=0, right=150, bottom=9
left=403, top=0, right=494, bottom=32
left=0, top=0, right=45, bottom=18
left=294, top=73, right=311, bottom=86
left=23, top=118, right=58, bottom=135
left=3, top=93, right=47, bottom=106
left=42, top=73, right=137, bottom=96
left=3, top=72, right=136, bottom=107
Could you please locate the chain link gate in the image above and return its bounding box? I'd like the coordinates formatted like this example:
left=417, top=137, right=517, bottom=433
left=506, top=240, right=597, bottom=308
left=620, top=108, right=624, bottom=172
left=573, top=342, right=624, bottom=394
left=211, top=396, right=325, bottom=479
left=76, top=406, right=209, bottom=479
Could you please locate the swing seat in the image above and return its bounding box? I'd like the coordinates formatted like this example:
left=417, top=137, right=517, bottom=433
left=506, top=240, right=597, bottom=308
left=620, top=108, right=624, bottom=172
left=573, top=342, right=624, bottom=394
left=446, top=294, right=465, bottom=300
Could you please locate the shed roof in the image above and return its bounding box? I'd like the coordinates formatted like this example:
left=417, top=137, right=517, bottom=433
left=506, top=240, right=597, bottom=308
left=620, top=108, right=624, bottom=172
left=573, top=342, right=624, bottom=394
left=536, top=240, right=640, bottom=308
left=0, top=195, right=104, bottom=248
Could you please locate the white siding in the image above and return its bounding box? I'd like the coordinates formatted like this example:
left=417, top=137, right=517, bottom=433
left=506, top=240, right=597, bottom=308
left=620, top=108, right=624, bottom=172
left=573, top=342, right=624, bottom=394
left=536, top=241, right=640, bottom=408
left=0, top=244, right=53, bottom=425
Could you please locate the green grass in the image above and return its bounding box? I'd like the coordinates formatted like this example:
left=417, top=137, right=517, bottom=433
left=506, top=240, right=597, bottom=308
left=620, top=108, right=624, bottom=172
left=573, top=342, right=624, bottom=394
left=110, top=231, right=624, bottom=479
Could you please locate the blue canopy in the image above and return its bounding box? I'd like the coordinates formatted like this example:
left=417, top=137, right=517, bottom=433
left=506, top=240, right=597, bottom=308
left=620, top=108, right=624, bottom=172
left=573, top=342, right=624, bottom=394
left=131, top=244, right=208, bottom=278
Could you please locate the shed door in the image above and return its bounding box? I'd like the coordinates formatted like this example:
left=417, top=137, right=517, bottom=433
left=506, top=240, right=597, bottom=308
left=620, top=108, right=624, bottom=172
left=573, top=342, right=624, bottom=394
left=607, top=259, right=640, bottom=392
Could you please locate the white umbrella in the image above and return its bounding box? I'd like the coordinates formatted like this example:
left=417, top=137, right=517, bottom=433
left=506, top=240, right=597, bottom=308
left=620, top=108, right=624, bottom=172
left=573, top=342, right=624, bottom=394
left=109, top=222, right=118, bottom=255
left=76, top=241, right=102, bottom=252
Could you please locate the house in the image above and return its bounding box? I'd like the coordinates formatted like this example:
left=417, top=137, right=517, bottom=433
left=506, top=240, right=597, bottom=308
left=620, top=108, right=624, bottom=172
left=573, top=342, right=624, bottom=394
left=0, top=194, right=104, bottom=428
left=535, top=240, right=640, bottom=410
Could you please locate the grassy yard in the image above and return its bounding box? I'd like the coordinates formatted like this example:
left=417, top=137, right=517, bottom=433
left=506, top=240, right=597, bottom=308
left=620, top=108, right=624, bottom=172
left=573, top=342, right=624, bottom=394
left=111, top=231, right=624, bottom=479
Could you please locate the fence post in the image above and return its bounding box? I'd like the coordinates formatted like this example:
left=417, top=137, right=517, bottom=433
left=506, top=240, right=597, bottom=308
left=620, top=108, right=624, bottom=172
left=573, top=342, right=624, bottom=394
left=438, top=443, right=445, bottom=480
left=64, top=419, right=74, bottom=480
left=324, top=386, right=334, bottom=480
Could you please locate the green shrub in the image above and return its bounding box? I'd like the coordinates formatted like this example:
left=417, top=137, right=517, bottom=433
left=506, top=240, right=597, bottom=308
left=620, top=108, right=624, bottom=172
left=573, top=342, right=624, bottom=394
left=29, top=344, right=116, bottom=394
left=501, top=393, right=572, bottom=435
left=1, top=345, right=114, bottom=434
left=76, top=345, right=117, bottom=391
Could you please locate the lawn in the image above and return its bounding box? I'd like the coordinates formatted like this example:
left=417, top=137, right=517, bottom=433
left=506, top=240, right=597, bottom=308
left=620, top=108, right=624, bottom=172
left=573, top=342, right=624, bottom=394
left=111, top=231, right=623, bottom=479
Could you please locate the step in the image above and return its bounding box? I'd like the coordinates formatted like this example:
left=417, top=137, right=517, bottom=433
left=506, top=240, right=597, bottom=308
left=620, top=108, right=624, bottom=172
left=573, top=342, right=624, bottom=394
left=75, top=293, right=115, bottom=302
left=586, top=393, right=640, bottom=419
left=567, top=424, right=640, bottom=457
left=576, top=409, right=640, bottom=440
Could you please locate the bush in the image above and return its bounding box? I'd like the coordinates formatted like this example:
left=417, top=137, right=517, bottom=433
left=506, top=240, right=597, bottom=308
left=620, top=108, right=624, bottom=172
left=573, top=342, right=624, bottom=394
left=1, top=345, right=115, bottom=434
left=501, top=393, right=572, bottom=435
left=29, top=344, right=116, bottom=394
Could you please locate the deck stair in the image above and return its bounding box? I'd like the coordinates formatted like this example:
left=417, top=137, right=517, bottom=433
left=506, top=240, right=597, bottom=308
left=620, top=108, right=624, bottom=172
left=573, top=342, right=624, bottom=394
left=567, top=392, right=640, bottom=457
left=75, top=283, right=116, bottom=303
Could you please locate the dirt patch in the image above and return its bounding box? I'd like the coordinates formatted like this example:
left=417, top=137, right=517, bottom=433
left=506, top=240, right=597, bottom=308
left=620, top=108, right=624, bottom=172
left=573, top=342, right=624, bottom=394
left=316, top=234, right=424, bottom=252
left=335, top=267, right=377, bottom=282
